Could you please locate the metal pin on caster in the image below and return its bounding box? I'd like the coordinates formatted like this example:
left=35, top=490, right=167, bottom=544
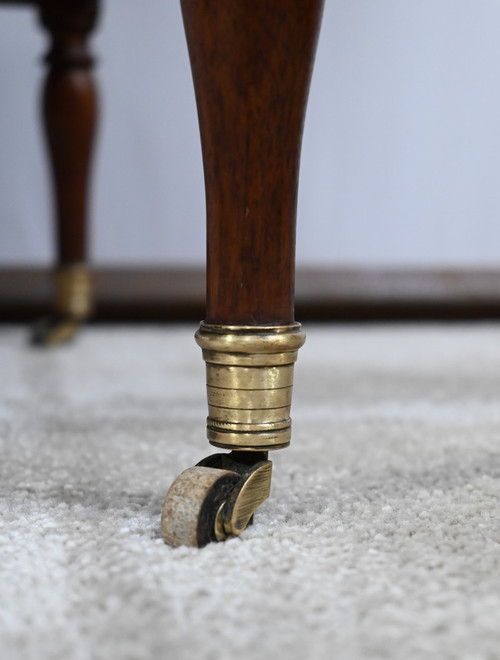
left=161, top=323, right=305, bottom=548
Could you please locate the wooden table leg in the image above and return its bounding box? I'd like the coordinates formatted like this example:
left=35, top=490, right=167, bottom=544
left=162, top=0, right=324, bottom=547
left=32, top=0, right=99, bottom=344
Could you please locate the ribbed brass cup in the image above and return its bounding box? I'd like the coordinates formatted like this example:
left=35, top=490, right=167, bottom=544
left=54, top=265, right=94, bottom=319
left=195, top=323, right=306, bottom=451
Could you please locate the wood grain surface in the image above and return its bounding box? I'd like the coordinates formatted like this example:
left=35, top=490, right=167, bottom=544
left=181, top=0, right=324, bottom=325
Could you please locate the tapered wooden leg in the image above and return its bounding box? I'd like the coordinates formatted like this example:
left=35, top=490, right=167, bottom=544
left=162, top=0, right=324, bottom=547
left=182, top=0, right=323, bottom=326
left=32, top=0, right=99, bottom=345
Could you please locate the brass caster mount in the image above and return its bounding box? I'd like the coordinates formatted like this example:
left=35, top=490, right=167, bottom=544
left=31, top=265, right=94, bottom=346
left=161, top=323, right=305, bottom=548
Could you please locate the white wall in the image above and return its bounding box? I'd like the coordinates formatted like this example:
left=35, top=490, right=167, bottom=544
left=2, top=1, right=500, bottom=267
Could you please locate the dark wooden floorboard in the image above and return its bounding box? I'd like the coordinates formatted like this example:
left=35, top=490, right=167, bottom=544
left=1, top=266, right=500, bottom=321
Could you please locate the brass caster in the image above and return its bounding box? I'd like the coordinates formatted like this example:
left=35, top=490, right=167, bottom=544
left=30, top=265, right=93, bottom=346
left=161, top=451, right=272, bottom=548
left=161, top=324, right=304, bottom=548
left=31, top=315, right=80, bottom=346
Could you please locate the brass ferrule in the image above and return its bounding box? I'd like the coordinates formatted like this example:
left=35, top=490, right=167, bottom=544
left=195, top=323, right=306, bottom=451
left=54, top=265, right=94, bottom=319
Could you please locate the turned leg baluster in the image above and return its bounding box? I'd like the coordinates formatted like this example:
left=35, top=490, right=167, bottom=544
left=33, top=0, right=99, bottom=344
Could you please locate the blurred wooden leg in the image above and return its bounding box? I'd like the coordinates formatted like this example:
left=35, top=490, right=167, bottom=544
left=33, top=0, right=99, bottom=345
left=162, top=0, right=324, bottom=547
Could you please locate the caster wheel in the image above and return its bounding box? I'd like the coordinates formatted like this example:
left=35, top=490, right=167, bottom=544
left=162, top=454, right=273, bottom=548
left=31, top=316, right=80, bottom=346
left=161, top=466, right=240, bottom=548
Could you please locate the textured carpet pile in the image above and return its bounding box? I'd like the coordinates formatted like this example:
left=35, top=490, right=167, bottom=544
left=0, top=324, right=499, bottom=659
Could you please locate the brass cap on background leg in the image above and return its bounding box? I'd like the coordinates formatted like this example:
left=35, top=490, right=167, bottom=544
left=31, top=265, right=94, bottom=345
left=195, top=323, right=306, bottom=451
left=54, top=265, right=94, bottom=320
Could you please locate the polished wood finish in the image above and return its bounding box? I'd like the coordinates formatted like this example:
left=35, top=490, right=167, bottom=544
left=39, top=0, right=98, bottom=265
left=181, top=0, right=324, bottom=325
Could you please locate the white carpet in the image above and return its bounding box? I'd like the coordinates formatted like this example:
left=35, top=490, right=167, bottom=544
left=0, top=324, right=499, bottom=660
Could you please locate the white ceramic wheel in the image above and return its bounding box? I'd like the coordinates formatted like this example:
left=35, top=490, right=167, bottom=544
left=161, top=466, right=240, bottom=547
